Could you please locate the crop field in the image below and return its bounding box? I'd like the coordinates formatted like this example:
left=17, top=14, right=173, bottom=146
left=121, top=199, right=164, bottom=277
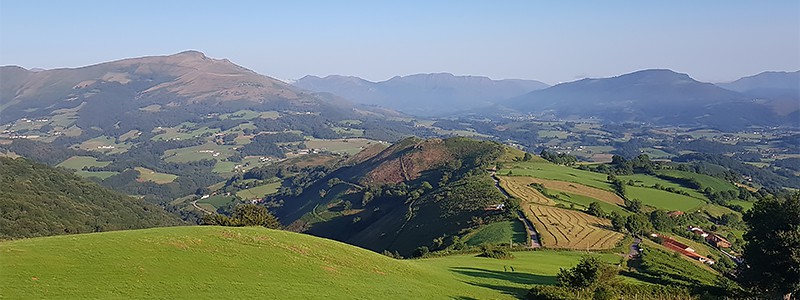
left=524, top=204, right=624, bottom=250
left=625, top=186, right=706, bottom=211
left=134, top=167, right=178, bottom=184
left=464, top=220, right=528, bottom=246
left=498, top=176, right=554, bottom=205
left=1, top=226, right=641, bottom=299
left=235, top=182, right=281, bottom=200
left=57, top=156, right=110, bottom=170
left=525, top=177, right=625, bottom=206
left=305, top=138, right=379, bottom=155
left=549, top=190, right=629, bottom=216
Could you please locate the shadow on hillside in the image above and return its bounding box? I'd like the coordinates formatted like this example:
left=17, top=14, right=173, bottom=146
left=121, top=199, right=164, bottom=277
left=450, top=266, right=554, bottom=297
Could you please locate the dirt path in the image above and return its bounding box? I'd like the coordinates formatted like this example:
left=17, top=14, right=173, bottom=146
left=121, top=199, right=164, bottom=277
left=191, top=200, right=213, bottom=215
left=627, top=237, right=641, bottom=258
left=492, top=173, right=541, bottom=248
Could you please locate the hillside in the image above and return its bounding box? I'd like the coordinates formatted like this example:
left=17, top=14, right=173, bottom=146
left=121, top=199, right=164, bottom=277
left=294, top=73, right=548, bottom=116
left=0, top=157, right=182, bottom=239
left=0, top=226, right=539, bottom=299
left=272, top=137, right=514, bottom=256
left=499, top=69, right=791, bottom=129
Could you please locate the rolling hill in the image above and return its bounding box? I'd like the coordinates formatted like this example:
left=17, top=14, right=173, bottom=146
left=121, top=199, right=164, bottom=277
left=0, top=226, right=629, bottom=299
left=0, top=157, right=183, bottom=239
left=499, top=69, right=792, bottom=129
left=272, top=137, right=516, bottom=256
left=294, top=73, right=549, bottom=116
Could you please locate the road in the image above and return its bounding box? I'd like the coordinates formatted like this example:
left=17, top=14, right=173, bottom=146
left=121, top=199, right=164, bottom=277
left=627, top=237, right=642, bottom=258
left=491, top=172, right=541, bottom=248
left=191, top=200, right=213, bottom=215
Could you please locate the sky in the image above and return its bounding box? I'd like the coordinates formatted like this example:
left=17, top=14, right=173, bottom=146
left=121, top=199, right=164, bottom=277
left=1, top=1, right=798, bottom=85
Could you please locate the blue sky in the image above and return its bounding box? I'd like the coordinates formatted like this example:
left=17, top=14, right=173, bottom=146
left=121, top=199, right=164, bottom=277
left=1, top=1, right=798, bottom=84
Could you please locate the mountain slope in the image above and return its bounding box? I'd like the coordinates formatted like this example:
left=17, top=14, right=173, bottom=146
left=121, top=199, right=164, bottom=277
left=273, top=137, right=520, bottom=256
left=500, top=69, right=790, bottom=129
left=294, top=73, right=549, bottom=116
left=0, top=226, right=510, bottom=299
left=717, top=70, right=800, bottom=93
left=0, top=157, right=183, bottom=239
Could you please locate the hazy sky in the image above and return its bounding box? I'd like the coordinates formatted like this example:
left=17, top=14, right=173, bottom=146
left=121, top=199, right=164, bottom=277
left=1, top=1, right=798, bottom=84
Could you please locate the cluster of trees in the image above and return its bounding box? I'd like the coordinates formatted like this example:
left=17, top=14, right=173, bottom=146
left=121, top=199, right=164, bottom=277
left=539, top=149, right=577, bottom=166
left=201, top=204, right=280, bottom=229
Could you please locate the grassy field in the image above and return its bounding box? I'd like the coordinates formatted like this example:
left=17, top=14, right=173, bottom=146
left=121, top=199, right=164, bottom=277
left=618, top=173, right=705, bottom=199
left=151, top=125, right=218, bottom=141
left=549, top=190, right=629, bottom=216
left=625, top=186, right=706, bottom=212
left=523, top=204, right=623, bottom=250
left=0, top=226, right=642, bottom=299
left=728, top=199, right=755, bottom=211
left=162, top=143, right=237, bottom=163
left=197, top=195, right=237, bottom=210
left=464, top=221, right=528, bottom=246
left=76, top=135, right=131, bottom=154
left=134, top=167, right=178, bottom=184
left=236, top=182, right=282, bottom=200
left=499, top=160, right=614, bottom=192
left=57, top=155, right=110, bottom=170
left=74, top=170, right=119, bottom=180
left=525, top=177, right=625, bottom=206
left=304, top=138, right=379, bottom=155
left=657, top=170, right=738, bottom=193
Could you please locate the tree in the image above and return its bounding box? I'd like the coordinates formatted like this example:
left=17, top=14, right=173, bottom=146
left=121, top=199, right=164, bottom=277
left=738, top=192, right=800, bottom=299
left=624, top=198, right=642, bottom=213
left=556, top=256, right=619, bottom=289
left=649, top=210, right=673, bottom=231
left=202, top=204, right=280, bottom=229
left=625, top=213, right=651, bottom=236
left=586, top=202, right=605, bottom=218
left=412, top=246, right=430, bottom=258
left=523, top=152, right=533, bottom=161
left=610, top=212, right=626, bottom=232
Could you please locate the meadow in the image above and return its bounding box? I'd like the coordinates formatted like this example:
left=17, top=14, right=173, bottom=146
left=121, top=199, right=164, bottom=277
left=0, top=226, right=637, bottom=299
left=134, top=167, right=178, bottom=184
left=464, top=220, right=528, bottom=246
left=57, top=155, right=110, bottom=170
left=235, top=182, right=282, bottom=200
left=624, top=186, right=705, bottom=212
left=304, top=138, right=379, bottom=155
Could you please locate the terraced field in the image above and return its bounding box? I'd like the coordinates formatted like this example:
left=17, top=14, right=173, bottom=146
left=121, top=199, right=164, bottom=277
left=498, top=176, right=554, bottom=205
left=524, top=204, right=624, bottom=250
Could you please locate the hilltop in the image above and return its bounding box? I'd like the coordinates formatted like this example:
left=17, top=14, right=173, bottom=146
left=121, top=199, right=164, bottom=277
left=0, top=157, right=182, bottom=239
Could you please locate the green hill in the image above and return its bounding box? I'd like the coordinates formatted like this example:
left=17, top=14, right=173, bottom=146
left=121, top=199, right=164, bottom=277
left=0, top=157, right=182, bottom=239
left=0, top=226, right=626, bottom=299
left=273, top=137, right=514, bottom=256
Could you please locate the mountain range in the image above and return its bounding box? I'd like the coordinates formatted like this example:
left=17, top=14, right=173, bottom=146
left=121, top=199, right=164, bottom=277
left=294, top=73, right=549, bottom=116
left=497, top=69, right=798, bottom=129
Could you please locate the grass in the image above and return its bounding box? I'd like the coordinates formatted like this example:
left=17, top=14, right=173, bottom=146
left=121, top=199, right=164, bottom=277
left=618, top=173, right=706, bottom=199
left=0, top=226, right=639, bottom=299
left=151, top=125, right=218, bottom=141
left=727, top=199, right=755, bottom=212
left=498, top=176, right=555, bottom=205
left=236, top=182, right=282, bottom=200
left=464, top=221, right=528, bottom=246
left=524, top=204, right=624, bottom=250
left=76, top=135, right=131, bottom=154
left=625, top=186, right=705, bottom=212
left=550, top=190, right=629, bottom=216
left=134, top=167, right=178, bottom=184
left=57, top=156, right=110, bottom=170
left=74, top=170, right=119, bottom=180
left=197, top=195, right=237, bottom=209
left=162, top=143, right=237, bottom=163
left=499, top=160, right=614, bottom=192
left=657, top=170, right=738, bottom=193
left=304, top=138, right=379, bottom=155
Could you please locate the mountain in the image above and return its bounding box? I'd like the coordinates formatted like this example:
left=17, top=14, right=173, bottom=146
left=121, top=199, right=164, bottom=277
left=0, top=51, right=370, bottom=138
left=294, top=73, right=549, bottom=116
left=500, top=69, right=793, bottom=129
left=271, top=136, right=521, bottom=256
left=717, top=70, right=800, bottom=93
left=0, top=157, right=183, bottom=239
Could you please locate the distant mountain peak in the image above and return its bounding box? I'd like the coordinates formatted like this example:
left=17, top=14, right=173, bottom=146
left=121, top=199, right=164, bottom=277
left=614, top=69, right=693, bottom=83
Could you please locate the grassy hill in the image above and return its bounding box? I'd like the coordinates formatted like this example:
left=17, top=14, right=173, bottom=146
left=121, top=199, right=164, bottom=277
left=0, top=157, right=183, bottom=239
left=0, top=226, right=630, bottom=299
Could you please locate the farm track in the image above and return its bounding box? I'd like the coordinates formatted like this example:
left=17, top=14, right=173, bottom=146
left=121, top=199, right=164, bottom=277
left=492, top=173, right=541, bottom=248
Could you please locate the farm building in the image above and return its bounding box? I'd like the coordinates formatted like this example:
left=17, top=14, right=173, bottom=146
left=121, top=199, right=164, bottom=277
left=688, top=226, right=732, bottom=249
left=652, top=233, right=715, bottom=265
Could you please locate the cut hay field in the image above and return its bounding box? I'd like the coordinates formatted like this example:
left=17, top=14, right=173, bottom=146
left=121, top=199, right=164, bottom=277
left=235, top=182, right=281, bottom=200
left=464, top=220, right=528, bottom=246
left=0, top=226, right=637, bottom=299
left=524, top=177, right=625, bottom=206
left=498, top=176, right=554, bottom=205
left=134, top=167, right=178, bottom=184
left=524, top=204, right=624, bottom=250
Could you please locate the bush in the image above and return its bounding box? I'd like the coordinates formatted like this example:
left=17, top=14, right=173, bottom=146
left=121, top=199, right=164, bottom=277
left=478, top=244, right=513, bottom=259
